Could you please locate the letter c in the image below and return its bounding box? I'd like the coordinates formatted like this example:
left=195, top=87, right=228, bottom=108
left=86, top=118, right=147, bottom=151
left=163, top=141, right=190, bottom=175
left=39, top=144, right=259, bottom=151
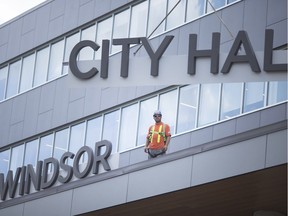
left=69, top=40, right=100, bottom=79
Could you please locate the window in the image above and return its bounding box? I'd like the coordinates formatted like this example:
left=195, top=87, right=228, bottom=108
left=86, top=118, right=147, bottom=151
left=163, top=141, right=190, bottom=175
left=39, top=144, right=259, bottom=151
left=0, top=149, right=10, bottom=177
left=20, top=53, right=35, bottom=93
left=137, top=96, right=158, bottom=146
left=53, top=129, right=69, bottom=161
left=48, top=40, right=64, bottom=80
left=166, top=0, right=186, bottom=30
left=112, top=9, right=130, bottom=54
left=119, top=104, right=138, bottom=151
left=220, top=83, right=242, bottom=120
left=186, top=0, right=205, bottom=21
left=85, top=117, right=102, bottom=149
left=96, top=17, right=112, bottom=59
left=79, top=25, right=97, bottom=60
left=0, top=66, right=8, bottom=101
left=23, top=139, right=38, bottom=167
left=34, top=46, right=49, bottom=87
left=206, top=0, right=226, bottom=13
left=243, top=82, right=265, bottom=113
left=10, top=145, right=24, bottom=174
left=268, top=81, right=288, bottom=105
left=177, top=85, right=199, bottom=133
left=6, top=60, right=21, bottom=98
left=38, top=134, right=53, bottom=162
left=147, top=0, right=167, bottom=37
left=63, top=32, right=80, bottom=75
left=69, top=123, right=85, bottom=164
left=102, top=110, right=120, bottom=153
left=130, top=1, right=148, bottom=37
left=198, top=83, right=221, bottom=126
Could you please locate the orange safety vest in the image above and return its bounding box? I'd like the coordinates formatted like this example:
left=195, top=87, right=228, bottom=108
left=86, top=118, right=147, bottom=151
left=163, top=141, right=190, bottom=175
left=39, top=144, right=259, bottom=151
left=148, top=123, right=169, bottom=149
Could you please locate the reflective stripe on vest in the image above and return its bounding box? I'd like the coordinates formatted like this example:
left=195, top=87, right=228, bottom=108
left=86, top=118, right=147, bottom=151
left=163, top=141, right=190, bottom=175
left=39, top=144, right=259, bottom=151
left=149, top=124, right=166, bottom=143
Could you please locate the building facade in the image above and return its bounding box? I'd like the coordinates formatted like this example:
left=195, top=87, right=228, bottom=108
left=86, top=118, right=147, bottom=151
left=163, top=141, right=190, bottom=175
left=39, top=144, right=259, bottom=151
left=0, top=0, right=287, bottom=215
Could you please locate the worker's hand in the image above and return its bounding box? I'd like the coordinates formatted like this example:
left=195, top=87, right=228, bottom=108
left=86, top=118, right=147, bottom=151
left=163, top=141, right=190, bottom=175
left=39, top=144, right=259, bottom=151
left=163, top=145, right=168, bottom=152
left=144, top=147, right=149, bottom=153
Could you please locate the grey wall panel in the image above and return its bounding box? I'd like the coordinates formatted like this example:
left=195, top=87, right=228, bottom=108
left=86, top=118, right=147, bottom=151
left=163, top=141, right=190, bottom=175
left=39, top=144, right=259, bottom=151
left=8, top=122, right=24, bottom=144
left=0, top=100, right=12, bottom=147
left=260, top=103, right=287, bottom=127
left=39, top=82, right=56, bottom=114
left=83, top=87, right=102, bottom=116
left=190, top=126, right=213, bottom=147
left=36, top=110, right=53, bottom=134
left=10, top=94, right=26, bottom=125
left=34, top=3, right=51, bottom=46
left=127, top=157, right=193, bottom=202
left=191, top=135, right=266, bottom=186
left=178, top=21, right=200, bottom=55
left=100, top=87, right=120, bottom=110
left=63, top=0, right=80, bottom=33
left=22, top=11, right=36, bottom=35
left=94, top=0, right=112, bottom=18
left=67, top=97, right=85, bottom=122
left=110, top=0, right=129, bottom=11
left=0, top=203, right=24, bottom=216
left=0, top=44, right=8, bottom=63
left=169, top=132, right=191, bottom=153
left=128, top=146, right=147, bottom=164
left=267, top=0, right=287, bottom=26
left=78, top=1, right=96, bottom=26
left=118, top=86, right=137, bottom=105
left=7, top=19, right=22, bottom=59
left=20, top=31, right=35, bottom=54
left=50, top=0, right=66, bottom=20
left=158, top=28, right=180, bottom=56
left=48, top=16, right=64, bottom=40
left=69, top=86, right=86, bottom=102
left=236, top=111, right=260, bottom=134
left=71, top=175, right=129, bottom=215
left=268, top=19, right=288, bottom=48
left=212, top=119, right=236, bottom=140
left=266, top=129, right=287, bottom=168
left=23, top=190, right=73, bottom=216
left=23, top=88, right=41, bottom=138
left=243, top=0, right=267, bottom=51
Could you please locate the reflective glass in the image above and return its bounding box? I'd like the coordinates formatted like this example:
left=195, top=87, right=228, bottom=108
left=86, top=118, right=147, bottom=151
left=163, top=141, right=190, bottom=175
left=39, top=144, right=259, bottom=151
left=10, top=145, right=24, bottom=174
left=166, top=0, right=186, bottom=30
left=147, top=0, right=167, bottom=37
left=53, top=128, right=69, bottom=161
left=20, top=53, right=35, bottom=93
left=137, top=96, right=158, bottom=146
left=0, top=66, right=8, bottom=101
left=186, top=0, right=205, bottom=21
left=69, top=123, right=85, bottom=164
left=34, top=46, right=49, bottom=87
left=95, top=17, right=112, bottom=59
left=112, top=9, right=130, bottom=53
left=159, top=89, right=177, bottom=135
left=0, top=149, right=10, bottom=177
left=130, top=1, right=148, bottom=37
left=38, top=134, right=53, bottom=161
left=220, top=83, right=242, bottom=120
left=243, top=82, right=265, bottom=113
left=6, top=60, right=21, bottom=98
left=177, top=85, right=199, bottom=133
left=85, top=117, right=102, bottom=149
left=206, top=0, right=226, bottom=13
left=24, top=139, right=38, bottom=167
left=48, top=40, right=64, bottom=80
left=79, top=25, right=96, bottom=60
left=119, top=104, right=138, bottom=151
left=198, top=83, right=220, bottom=126
left=102, top=110, right=120, bottom=153
left=63, top=32, right=80, bottom=75
left=268, top=81, right=288, bottom=105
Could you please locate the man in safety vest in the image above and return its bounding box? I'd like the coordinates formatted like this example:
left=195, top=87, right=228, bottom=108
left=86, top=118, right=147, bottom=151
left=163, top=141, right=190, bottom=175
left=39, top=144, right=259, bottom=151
left=144, top=110, right=171, bottom=159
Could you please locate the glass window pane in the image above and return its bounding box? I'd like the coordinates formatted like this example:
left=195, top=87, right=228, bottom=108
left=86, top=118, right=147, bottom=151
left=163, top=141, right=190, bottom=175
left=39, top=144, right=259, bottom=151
left=96, top=17, right=112, bottom=59
left=69, top=123, right=85, bottom=154
left=48, top=40, right=64, bottom=80
left=34, top=46, right=49, bottom=87
left=159, top=90, right=177, bottom=135
left=148, top=0, right=167, bottom=37
left=206, top=0, right=226, bottom=13
left=6, top=60, right=21, bottom=98
left=186, top=0, right=205, bottom=21
left=220, top=83, right=242, bottom=120
left=24, top=139, right=38, bottom=167
left=166, top=0, right=186, bottom=30
left=85, top=117, right=102, bottom=149
left=0, top=66, right=8, bottom=101
left=243, top=82, right=265, bottom=113
left=112, top=9, right=130, bottom=53
left=198, top=83, right=221, bottom=126
left=119, top=104, right=138, bottom=152
left=130, top=1, right=148, bottom=37
left=20, top=53, right=35, bottom=93
left=53, top=128, right=69, bottom=161
left=38, top=134, right=53, bottom=161
left=0, top=150, right=10, bottom=177
left=268, top=81, right=288, bottom=105
left=177, top=85, right=199, bottom=133
left=79, top=25, right=97, bottom=60
left=137, top=96, right=158, bottom=146
left=63, top=32, right=80, bottom=75
left=102, top=110, right=120, bottom=154
left=10, top=145, right=24, bottom=174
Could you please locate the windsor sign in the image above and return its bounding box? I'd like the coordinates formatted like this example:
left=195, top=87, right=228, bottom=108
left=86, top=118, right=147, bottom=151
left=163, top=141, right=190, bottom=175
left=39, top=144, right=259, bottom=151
left=0, top=140, right=112, bottom=201
left=68, top=29, right=287, bottom=86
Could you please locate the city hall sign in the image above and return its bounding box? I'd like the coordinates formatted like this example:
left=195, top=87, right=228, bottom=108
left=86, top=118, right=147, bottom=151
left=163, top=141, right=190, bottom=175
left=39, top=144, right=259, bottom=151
left=0, top=140, right=112, bottom=201
left=68, top=29, right=287, bottom=87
